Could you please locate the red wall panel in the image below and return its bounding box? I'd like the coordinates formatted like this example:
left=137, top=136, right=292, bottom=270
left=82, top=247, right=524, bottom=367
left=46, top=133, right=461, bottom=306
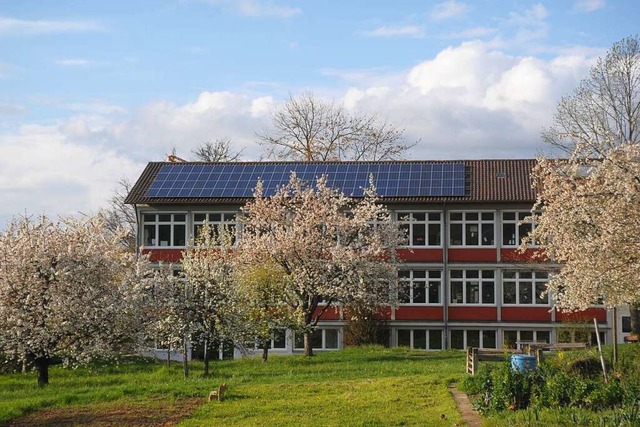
left=397, top=248, right=443, bottom=262
left=314, top=306, right=341, bottom=320
left=395, top=306, right=444, bottom=320
left=448, top=306, right=497, bottom=320
left=142, top=249, right=183, bottom=263
left=556, top=308, right=607, bottom=323
left=448, top=248, right=496, bottom=262
left=501, top=307, right=552, bottom=322
left=500, top=248, right=547, bottom=262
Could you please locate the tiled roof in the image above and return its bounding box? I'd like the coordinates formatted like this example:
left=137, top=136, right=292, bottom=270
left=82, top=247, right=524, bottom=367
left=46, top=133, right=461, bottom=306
left=125, top=159, right=537, bottom=205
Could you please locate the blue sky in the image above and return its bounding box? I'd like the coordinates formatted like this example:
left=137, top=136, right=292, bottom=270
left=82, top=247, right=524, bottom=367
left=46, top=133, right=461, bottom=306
left=1, top=0, right=638, bottom=224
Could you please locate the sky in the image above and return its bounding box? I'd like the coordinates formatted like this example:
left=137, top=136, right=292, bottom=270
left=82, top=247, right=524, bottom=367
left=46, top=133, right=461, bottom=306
left=1, top=0, right=638, bottom=226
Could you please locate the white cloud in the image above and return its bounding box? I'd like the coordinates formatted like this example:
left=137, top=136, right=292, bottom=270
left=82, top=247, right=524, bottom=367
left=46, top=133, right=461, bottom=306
left=431, top=0, right=468, bottom=20
left=504, top=3, right=549, bottom=43
left=344, top=41, right=593, bottom=159
left=1, top=41, right=598, bottom=226
left=359, top=25, right=425, bottom=39
left=573, top=0, right=606, bottom=12
left=0, top=103, right=26, bottom=116
left=197, top=0, right=301, bottom=17
left=0, top=124, right=143, bottom=226
left=0, top=16, right=104, bottom=35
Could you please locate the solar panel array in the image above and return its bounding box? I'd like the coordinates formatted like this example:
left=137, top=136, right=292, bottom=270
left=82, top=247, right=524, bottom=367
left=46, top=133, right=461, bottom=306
left=145, top=162, right=466, bottom=198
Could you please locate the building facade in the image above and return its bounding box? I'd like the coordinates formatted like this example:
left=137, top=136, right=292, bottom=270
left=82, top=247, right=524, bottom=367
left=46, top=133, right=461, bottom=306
left=126, top=159, right=621, bottom=355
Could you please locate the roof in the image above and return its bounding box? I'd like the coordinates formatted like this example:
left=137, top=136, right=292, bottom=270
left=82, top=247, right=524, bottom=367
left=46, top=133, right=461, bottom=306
left=125, top=159, right=537, bottom=205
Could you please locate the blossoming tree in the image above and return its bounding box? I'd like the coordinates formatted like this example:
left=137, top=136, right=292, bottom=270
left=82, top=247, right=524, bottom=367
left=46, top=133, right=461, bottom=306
left=0, top=215, right=151, bottom=385
left=528, top=147, right=640, bottom=311
left=237, top=173, right=400, bottom=356
left=179, top=224, right=237, bottom=376
left=531, top=35, right=640, bottom=333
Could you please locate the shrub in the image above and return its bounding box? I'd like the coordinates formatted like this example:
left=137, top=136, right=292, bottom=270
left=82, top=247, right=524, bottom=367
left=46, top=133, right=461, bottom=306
left=467, top=358, right=631, bottom=415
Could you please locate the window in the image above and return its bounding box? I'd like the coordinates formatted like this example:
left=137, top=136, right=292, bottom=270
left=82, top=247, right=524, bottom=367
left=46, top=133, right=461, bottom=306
left=449, top=212, right=495, bottom=246
left=193, top=212, right=238, bottom=243
left=502, top=211, right=535, bottom=246
left=398, top=270, right=441, bottom=304
left=502, top=271, right=549, bottom=305
left=558, top=328, right=604, bottom=345
left=397, top=329, right=442, bottom=350
left=622, top=316, right=632, bottom=333
left=450, top=329, right=496, bottom=349
left=450, top=270, right=495, bottom=304
left=258, top=329, right=287, bottom=350
left=142, top=213, right=186, bottom=247
left=397, top=212, right=442, bottom=246
left=294, top=329, right=339, bottom=350
left=503, top=330, right=550, bottom=349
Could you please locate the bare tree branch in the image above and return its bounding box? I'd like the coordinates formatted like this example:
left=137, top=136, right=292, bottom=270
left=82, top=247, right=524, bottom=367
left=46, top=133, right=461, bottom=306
left=191, top=138, right=243, bottom=162
left=257, top=91, right=415, bottom=161
left=543, top=35, right=640, bottom=159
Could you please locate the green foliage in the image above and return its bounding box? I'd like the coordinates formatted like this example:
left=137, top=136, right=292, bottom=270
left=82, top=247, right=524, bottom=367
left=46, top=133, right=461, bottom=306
left=462, top=345, right=640, bottom=426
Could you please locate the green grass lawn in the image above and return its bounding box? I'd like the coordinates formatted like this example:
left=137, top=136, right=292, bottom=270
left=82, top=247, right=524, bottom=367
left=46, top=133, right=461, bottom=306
left=0, top=346, right=466, bottom=426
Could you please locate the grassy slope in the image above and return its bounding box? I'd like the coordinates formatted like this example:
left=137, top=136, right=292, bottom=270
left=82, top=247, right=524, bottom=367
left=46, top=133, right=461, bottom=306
left=0, top=347, right=466, bottom=427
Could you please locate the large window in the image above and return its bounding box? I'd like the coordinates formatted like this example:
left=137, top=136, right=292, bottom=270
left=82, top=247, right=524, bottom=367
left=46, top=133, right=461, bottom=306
left=397, top=212, right=442, bottom=247
left=398, top=270, right=441, bottom=304
left=397, top=329, right=443, bottom=350
left=449, top=212, right=495, bottom=246
left=257, top=329, right=287, bottom=350
left=502, top=271, right=549, bottom=305
left=142, top=213, right=186, bottom=247
left=450, top=270, right=495, bottom=304
left=294, top=329, right=339, bottom=350
left=502, top=211, right=535, bottom=246
left=193, top=212, right=238, bottom=243
left=503, top=330, right=550, bottom=349
left=450, top=329, right=496, bottom=349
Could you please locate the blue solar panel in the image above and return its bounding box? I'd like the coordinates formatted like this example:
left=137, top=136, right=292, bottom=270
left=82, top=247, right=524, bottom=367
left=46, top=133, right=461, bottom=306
left=145, top=162, right=466, bottom=198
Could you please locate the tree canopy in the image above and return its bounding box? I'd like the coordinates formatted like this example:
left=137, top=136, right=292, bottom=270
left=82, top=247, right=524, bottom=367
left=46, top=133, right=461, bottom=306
left=0, top=215, right=151, bottom=385
left=530, top=36, right=640, bottom=326
left=236, top=173, right=401, bottom=356
left=257, top=92, right=414, bottom=161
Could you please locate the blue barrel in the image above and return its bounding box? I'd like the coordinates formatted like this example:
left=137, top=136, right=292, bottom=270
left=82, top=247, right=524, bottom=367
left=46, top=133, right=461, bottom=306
left=511, top=354, right=537, bottom=372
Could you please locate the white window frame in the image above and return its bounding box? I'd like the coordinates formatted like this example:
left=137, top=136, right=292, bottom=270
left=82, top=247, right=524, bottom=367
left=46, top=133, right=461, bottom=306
left=449, top=211, right=496, bottom=247
left=502, top=270, right=549, bottom=306
left=396, top=211, right=443, bottom=247
left=450, top=329, right=497, bottom=349
left=501, top=211, right=536, bottom=247
left=142, top=212, right=187, bottom=248
left=449, top=269, right=496, bottom=305
left=294, top=328, right=340, bottom=350
left=503, top=330, right=551, bottom=349
left=256, top=329, right=288, bottom=350
left=398, top=269, right=442, bottom=305
left=396, top=329, right=443, bottom=350
left=192, top=211, right=239, bottom=244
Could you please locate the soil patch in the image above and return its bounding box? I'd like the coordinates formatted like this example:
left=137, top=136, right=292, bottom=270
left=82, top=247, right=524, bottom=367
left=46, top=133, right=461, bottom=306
left=7, top=397, right=203, bottom=427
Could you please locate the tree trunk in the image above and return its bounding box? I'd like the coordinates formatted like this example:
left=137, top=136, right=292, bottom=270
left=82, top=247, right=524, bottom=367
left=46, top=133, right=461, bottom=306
left=630, top=302, right=640, bottom=334
left=262, top=338, right=270, bottom=362
left=166, top=345, right=171, bottom=368
left=203, top=338, right=210, bottom=377
left=34, top=357, right=49, bottom=386
left=304, top=332, right=314, bottom=357
left=182, top=339, right=189, bottom=379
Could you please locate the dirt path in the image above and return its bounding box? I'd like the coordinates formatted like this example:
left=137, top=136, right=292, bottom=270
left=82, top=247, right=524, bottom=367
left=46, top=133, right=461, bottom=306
left=7, top=397, right=203, bottom=427
left=449, top=384, right=482, bottom=427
